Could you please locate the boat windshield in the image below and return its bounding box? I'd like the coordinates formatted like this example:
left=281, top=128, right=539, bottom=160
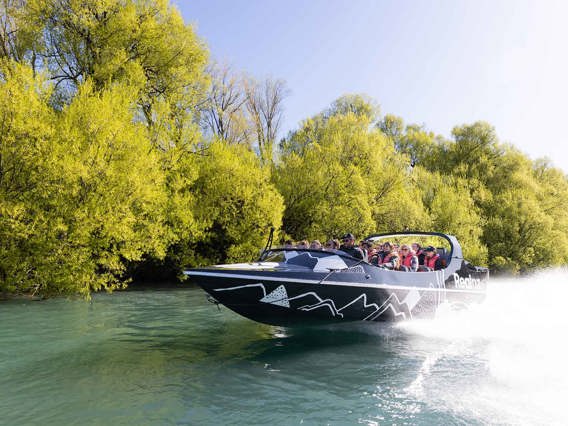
left=261, top=248, right=362, bottom=269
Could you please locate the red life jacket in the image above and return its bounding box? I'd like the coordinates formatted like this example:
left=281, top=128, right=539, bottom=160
left=424, top=253, right=440, bottom=269
left=401, top=254, right=415, bottom=268
left=380, top=252, right=399, bottom=268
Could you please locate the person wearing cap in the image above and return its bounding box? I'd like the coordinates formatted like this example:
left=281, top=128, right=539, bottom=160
left=419, top=246, right=442, bottom=271
left=339, top=233, right=364, bottom=260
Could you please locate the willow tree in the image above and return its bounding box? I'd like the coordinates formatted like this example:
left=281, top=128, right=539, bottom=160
left=200, top=62, right=251, bottom=145
left=0, top=61, right=55, bottom=295
left=274, top=97, right=427, bottom=241
left=176, top=140, right=284, bottom=267
left=16, top=0, right=208, bottom=121
left=0, top=61, right=170, bottom=296
left=244, top=76, right=287, bottom=164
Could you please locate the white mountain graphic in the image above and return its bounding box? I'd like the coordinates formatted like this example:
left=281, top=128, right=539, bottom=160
left=215, top=282, right=426, bottom=321
left=260, top=285, right=290, bottom=307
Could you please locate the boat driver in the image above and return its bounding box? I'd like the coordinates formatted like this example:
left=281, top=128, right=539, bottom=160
left=339, top=233, right=365, bottom=260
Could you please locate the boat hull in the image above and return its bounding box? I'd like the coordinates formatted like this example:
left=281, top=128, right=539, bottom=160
left=187, top=264, right=486, bottom=326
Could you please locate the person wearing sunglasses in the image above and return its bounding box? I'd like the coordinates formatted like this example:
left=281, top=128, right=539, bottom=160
left=399, top=245, right=419, bottom=272
left=339, top=233, right=364, bottom=260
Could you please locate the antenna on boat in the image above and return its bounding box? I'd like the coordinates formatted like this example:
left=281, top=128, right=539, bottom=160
left=259, top=227, right=275, bottom=261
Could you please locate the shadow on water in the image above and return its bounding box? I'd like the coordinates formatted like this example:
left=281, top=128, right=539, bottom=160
left=238, top=322, right=410, bottom=362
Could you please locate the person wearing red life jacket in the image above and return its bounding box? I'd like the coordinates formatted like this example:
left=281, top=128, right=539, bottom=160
left=399, top=245, right=419, bottom=272
left=379, top=242, right=399, bottom=270
left=418, top=246, right=442, bottom=271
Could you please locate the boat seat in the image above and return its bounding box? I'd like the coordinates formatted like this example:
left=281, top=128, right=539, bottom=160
left=436, top=248, right=450, bottom=267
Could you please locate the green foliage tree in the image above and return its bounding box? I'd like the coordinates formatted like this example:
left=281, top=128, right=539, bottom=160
left=20, top=0, right=208, bottom=121
left=388, top=119, right=568, bottom=272
left=274, top=99, right=427, bottom=241
left=176, top=141, right=283, bottom=267
left=324, top=93, right=380, bottom=123
left=0, top=61, right=169, bottom=296
left=0, top=61, right=57, bottom=294
left=415, top=168, right=486, bottom=265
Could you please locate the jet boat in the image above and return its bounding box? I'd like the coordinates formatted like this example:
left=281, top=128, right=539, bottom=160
left=184, top=231, right=488, bottom=326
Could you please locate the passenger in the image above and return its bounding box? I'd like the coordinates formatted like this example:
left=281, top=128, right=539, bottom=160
left=399, top=245, right=419, bottom=272
left=379, top=242, right=399, bottom=270
left=418, top=246, right=442, bottom=271
left=412, top=242, right=425, bottom=265
left=310, top=240, right=322, bottom=250
left=296, top=240, right=309, bottom=250
left=371, top=243, right=386, bottom=265
left=339, top=233, right=365, bottom=260
left=283, top=240, right=298, bottom=260
left=324, top=239, right=340, bottom=250
left=359, top=240, right=369, bottom=260
left=365, top=241, right=377, bottom=263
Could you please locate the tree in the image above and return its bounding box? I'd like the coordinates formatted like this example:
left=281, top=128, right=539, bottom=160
left=200, top=61, right=251, bottom=145
left=176, top=140, right=284, bottom=267
left=0, top=61, right=170, bottom=296
left=274, top=96, right=427, bottom=241
left=244, top=76, right=287, bottom=164
left=415, top=169, right=486, bottom=265
left=377, top=114, right=404, bottom=143
left=15, top=0, right=209, bottom=128
left=0, top=61, right=56, bottom=294
left=325, top=93, right=379, bottom=122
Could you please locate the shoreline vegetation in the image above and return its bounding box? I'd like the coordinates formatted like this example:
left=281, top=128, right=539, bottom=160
left=2, top=0, right=568, bottom=298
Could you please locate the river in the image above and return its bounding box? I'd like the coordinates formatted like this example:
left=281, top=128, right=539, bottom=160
left=1, top=270, right=567, bottom=425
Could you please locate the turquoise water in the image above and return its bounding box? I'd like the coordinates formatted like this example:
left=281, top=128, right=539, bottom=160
left=2, top=271, right=568, bottom=425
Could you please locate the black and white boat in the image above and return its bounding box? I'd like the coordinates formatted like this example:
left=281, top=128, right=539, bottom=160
left=184, top=232, right=488, bottom=326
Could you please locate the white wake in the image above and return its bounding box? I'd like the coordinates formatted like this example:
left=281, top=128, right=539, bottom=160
left=400, top=268, right=568, bottom=425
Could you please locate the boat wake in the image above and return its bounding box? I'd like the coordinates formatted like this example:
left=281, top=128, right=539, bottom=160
left=398, top=268, right=568, bottom=425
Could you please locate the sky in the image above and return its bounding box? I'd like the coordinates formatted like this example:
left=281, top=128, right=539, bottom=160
left=175, top=0, right=568, bottom=172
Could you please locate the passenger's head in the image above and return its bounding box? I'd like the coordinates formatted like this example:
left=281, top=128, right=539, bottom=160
left=342, top=233, right=355, bottom=247
left=400, top=244, right=412, bottom=255
left=383, top=242, right=393, bottom=252
left=324, top=239, right=338, bottom=250
left=412, top=242, right=421, bottom=252
left=424, top=246, right=436, bottom=257
left=297, top=240, right=309, bottom=249
left=310, top=240, right=322, bottom=250
left=284, top=240, right=295, bottom=248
